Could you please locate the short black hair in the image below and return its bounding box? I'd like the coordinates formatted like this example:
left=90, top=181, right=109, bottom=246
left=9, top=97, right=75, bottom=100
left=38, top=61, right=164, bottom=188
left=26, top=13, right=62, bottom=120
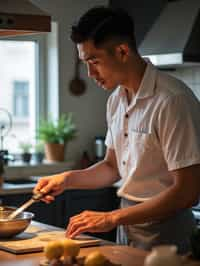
left=70, top=6, right=137, bottom=51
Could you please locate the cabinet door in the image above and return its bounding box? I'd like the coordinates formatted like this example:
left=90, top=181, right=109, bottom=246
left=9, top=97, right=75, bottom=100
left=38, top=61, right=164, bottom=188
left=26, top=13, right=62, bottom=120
left=1, top=193, right=66, bottom=228
left=1, top=187, right=120, bottom=241
left=2, top=193, right=30, bottom=207
left=64, top=187, right=120, bottom=241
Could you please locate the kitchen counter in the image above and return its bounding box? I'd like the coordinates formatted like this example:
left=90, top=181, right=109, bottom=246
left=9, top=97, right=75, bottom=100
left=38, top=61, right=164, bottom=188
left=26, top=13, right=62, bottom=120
left=0, top=159, right=121, bottom=196
left=0, top=221, right=199, bottom=266
left=0, top=181, right=121, bottom=197
left=4, top=160, right=75, bottom=179
left=0, top=221, right=147, bottom=266
left=0, top=181, right=36, bottom=196
left=0, top=160, right=75, bottom=196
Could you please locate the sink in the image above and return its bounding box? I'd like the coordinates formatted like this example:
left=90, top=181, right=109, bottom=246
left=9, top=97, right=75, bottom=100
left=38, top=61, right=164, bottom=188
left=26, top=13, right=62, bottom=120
left=5, top=179, right=37, bottom=185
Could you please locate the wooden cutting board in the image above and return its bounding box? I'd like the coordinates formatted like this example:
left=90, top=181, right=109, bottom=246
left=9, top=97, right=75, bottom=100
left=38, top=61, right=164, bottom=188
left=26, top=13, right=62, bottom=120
left=0, top=224, right=101, bottom=254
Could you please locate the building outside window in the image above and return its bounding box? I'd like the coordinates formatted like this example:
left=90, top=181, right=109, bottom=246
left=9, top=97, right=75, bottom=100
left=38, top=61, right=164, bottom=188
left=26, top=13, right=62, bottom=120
left=13, top=80, right=29, bottom=118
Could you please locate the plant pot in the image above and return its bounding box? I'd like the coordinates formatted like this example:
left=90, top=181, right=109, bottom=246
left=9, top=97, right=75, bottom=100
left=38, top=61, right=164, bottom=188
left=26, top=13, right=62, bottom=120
left=35, top=152, right=44, bottom=164
left=45, top=143, right=65, bottom=162
left=21, top=153, right=32, bottom=164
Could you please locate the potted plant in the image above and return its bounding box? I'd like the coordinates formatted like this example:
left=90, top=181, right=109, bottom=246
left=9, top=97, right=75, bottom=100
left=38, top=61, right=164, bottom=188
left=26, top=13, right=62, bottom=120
left=19, top=142, right=32, bottom=164
left=37, top=113, right=77, bottom=162
left=34, top=142, right=44, bottom=164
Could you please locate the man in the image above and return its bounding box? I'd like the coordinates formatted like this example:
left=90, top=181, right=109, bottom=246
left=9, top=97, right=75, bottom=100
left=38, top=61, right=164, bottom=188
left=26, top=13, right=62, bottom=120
left=34, top=6, right=200, bottom=253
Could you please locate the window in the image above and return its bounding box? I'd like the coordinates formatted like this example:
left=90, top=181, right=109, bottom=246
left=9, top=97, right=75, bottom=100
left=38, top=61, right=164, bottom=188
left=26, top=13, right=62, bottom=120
left=0, top=37, right=45, bottom=154
left=0, top=22, right=58, bottom=156
left=13, top=81, right=29, bottom=118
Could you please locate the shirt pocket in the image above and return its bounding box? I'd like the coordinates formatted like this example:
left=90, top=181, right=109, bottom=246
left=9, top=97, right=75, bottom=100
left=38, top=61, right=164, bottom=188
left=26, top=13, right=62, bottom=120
left=129, top=130, right=155, bottom=152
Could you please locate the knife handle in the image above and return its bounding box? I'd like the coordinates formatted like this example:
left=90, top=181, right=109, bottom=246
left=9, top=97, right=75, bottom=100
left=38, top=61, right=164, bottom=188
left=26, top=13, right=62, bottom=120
left=32, top=192, right=46, bottom=201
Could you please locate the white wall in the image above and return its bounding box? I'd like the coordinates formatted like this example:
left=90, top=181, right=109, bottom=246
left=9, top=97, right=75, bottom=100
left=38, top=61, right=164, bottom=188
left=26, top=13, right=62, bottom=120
left=31, top=0, right=109, bottom=164
left=165, top=67, right=200, bottom=101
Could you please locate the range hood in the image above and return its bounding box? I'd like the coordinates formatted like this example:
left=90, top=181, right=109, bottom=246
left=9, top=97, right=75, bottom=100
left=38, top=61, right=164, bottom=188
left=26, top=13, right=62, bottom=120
left=0, top=0, right=51, bottom=37
left=139, top=0, right=200, bottom=67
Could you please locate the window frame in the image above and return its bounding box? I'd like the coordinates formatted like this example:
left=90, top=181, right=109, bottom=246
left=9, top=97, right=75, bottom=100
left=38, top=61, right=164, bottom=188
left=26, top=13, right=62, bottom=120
left=0, top=34, right=48, bottom=145
left=13, top=80, right=29, bottom=118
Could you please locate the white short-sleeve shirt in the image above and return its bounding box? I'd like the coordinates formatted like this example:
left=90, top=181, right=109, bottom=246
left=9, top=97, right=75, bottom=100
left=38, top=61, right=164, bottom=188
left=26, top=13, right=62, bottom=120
left=105, top=61, right=200, bottom=202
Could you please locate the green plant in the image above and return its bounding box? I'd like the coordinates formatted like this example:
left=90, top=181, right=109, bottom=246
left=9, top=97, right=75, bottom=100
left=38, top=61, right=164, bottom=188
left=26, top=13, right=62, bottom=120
left=37, top=113, right=77, bottom=144
left=34, top=142, right=44, bottom=153
left=19, top=142, right=32, bottom=153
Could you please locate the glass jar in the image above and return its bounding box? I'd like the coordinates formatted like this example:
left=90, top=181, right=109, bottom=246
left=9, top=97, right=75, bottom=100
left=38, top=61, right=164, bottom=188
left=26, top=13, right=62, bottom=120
left=144, top=245, right=182, bottom=266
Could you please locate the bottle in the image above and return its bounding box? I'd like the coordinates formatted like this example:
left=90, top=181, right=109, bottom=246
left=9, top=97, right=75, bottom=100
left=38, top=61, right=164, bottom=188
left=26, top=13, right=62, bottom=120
left=94, top=136, right=105, bottom=162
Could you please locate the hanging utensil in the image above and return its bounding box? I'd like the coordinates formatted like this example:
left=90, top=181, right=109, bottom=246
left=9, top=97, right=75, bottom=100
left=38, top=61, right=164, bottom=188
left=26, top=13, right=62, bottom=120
left=69, top=47, right=86, bottom=96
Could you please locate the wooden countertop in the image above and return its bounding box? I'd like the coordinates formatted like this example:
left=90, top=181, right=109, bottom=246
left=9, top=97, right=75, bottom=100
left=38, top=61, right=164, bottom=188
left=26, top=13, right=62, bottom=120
left=0, top=221, right=199, bottom=266
left=0, top=245, right=147, bottom=266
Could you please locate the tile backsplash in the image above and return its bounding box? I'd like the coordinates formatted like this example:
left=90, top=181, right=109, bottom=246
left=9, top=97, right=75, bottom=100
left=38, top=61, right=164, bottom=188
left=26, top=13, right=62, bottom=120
left=165, top=67, right=200, bottom=100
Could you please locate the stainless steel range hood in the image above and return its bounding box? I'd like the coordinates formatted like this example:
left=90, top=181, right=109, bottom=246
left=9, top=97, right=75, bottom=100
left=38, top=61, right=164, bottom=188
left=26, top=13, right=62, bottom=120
left=0, top=0, right=51, bottom=37
left=139, top=0, right=200, bottom=67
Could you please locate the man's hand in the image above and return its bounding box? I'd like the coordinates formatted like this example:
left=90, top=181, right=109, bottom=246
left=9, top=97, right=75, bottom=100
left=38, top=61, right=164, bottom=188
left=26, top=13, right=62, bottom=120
left=33, top=173, right=67, bottom=203
left=66, top=210, right=117, bottom=238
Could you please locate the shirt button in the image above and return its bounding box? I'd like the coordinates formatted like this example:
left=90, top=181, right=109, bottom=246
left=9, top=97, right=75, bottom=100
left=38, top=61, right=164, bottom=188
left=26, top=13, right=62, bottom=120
left=124, top=133, right=128, bottom=137
left=122, top=161, right=126, bottom=165
left=125, top=113, right=129, bottom=118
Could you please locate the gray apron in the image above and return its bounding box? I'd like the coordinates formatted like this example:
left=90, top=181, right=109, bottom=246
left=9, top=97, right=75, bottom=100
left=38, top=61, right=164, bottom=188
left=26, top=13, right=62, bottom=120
left=117, top=198, right=196, bottom=254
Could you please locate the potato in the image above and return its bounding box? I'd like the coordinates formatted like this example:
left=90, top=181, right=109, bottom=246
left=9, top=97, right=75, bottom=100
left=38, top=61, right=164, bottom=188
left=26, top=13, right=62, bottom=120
left=44, top=240, right=64, bottom=260
left=62, top=239, right=80, bottom=258
left=84, top=251, right=107, bottom=266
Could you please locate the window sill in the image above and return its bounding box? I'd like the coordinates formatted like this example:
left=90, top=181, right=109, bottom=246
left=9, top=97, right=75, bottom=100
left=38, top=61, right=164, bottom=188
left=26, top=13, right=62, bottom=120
left=4, top=160, right=75, bottom=179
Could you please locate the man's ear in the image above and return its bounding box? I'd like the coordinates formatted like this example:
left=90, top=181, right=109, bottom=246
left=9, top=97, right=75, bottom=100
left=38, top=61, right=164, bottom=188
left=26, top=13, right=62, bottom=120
left=116, top=44, right=130, bottom=62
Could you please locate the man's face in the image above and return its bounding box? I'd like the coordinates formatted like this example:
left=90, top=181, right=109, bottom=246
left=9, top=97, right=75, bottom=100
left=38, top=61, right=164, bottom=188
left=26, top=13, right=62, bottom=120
left=77, top=40, right=123, bottom=90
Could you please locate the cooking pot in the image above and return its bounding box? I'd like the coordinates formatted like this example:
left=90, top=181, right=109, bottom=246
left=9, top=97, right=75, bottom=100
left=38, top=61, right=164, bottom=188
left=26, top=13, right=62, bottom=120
left=0, top=206, right=34, bottom=238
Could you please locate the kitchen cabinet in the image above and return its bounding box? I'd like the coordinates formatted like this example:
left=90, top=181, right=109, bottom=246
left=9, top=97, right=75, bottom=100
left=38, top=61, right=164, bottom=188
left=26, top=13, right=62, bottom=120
left=1, top=192, right=66, bottom=226
left=64, top=187, right=120, bottom=241
left=1, top=186, right=120, bottom=242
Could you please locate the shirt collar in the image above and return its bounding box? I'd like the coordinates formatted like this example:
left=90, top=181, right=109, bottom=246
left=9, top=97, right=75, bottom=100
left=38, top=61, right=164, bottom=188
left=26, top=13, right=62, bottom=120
left=135, top=60, right=156, bottom=100
left=119, top=61, right=156, bottom=101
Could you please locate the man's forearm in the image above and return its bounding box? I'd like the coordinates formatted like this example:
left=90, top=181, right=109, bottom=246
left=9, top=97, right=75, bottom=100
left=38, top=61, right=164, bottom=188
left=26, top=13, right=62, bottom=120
left=111, top=165, right=200, bottom=227
left=64, top=159, right=120, bottom=190
left=112, top=183, right=198, bottom=226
